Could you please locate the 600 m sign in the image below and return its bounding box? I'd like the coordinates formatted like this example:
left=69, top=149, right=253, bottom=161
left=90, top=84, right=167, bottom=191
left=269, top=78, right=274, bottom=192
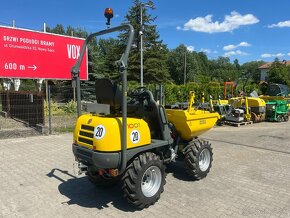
left=0, top=26, right=87, bottom=80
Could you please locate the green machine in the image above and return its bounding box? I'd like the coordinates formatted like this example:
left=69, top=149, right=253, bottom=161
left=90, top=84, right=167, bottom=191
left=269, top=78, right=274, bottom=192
left=266, top=100, right=289, bottom=122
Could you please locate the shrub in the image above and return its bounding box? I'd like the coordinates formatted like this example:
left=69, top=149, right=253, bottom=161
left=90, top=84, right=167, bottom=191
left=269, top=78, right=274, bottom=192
left=44, top=100, right=65, bottom=116
left=63, top=100, right=77, bottom=114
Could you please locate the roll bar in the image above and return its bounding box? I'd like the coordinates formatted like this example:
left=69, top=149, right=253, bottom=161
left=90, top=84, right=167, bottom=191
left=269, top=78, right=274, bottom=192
left=71, top=24, right=134, bottom=175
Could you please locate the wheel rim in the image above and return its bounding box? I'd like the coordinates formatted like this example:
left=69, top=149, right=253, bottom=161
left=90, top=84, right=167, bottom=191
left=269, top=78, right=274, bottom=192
left=141, top=166, right=162, bottom=198
left=199, top=148, right=211, bottom=172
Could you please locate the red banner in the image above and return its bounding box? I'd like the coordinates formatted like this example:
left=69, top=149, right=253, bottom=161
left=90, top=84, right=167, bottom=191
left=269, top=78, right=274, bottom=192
left=0, top=26, right=87, bottom=80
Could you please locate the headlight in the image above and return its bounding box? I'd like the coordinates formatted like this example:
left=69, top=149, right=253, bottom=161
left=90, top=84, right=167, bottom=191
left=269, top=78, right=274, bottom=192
left=272, top=106, right=276, bottom=109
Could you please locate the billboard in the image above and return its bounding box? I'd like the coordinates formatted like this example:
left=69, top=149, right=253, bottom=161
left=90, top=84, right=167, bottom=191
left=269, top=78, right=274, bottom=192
left=0, top=26, right=87, bottom=80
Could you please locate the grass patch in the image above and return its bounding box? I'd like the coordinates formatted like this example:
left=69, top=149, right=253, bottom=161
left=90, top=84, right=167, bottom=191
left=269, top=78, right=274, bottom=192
left=54, top=126, right=74, bottom=133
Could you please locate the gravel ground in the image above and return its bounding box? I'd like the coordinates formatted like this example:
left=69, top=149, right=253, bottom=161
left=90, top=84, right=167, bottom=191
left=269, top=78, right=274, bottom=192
left=0, top=116, right=26, bottom=129
left=45, top=114, right=77, bottom=132
left=0, top=114, right=77, bottom=139
left=0, top=116, right=41, bottom=139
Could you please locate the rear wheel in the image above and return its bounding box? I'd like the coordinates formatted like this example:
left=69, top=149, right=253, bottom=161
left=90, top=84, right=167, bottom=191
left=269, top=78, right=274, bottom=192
left=277, top=115, right=283, bottom=122
left=260, top=113, right=266, bottom=122
left=121, top=152, right=166, bottom=209
left=251, top=112, right=258, bottom=123
left=216, top=119, right=223, bottom=126
left=87, top=168, right=119, bottom=187
left=284, top=115, right=289, bottom=122
left=184, top=139, right=213, bottom=180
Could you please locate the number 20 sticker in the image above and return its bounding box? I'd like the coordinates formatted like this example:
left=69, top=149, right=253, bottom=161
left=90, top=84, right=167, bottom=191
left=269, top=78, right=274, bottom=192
left=130, top=130, right=140, bottom=144
left=94, top=125, right=106, bottom=140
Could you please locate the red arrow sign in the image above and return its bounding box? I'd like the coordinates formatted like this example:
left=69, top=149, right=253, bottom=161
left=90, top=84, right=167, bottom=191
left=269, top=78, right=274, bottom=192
left=0, top=26, right=88, bottom=80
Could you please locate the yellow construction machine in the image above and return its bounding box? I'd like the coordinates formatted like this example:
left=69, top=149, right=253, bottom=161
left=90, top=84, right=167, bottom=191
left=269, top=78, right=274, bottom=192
left=228, top=97, right=266, bottom=122
left=71, top=24, right=219, bottom=209
left=260, top=83, right=290, bottom=108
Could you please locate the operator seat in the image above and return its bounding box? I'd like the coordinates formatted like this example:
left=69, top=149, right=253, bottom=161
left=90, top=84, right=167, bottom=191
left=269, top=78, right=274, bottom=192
left=95, top=78, right=122, bottom=113
left=141, top=90, right=168, bottom=140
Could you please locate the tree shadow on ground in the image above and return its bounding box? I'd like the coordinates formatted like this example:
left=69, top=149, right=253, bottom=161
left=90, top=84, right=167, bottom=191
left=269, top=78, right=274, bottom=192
left=46, top=168, right=138, bottom=212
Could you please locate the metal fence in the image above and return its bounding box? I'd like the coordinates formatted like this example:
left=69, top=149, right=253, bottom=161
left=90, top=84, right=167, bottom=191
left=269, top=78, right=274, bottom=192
left=0, top=85, right=80, bottom=138
left=0, top=81, right=164, bottom=139
left=45, top=85, right=79, bottom=134
left=1, top=91, right=44, bottom=126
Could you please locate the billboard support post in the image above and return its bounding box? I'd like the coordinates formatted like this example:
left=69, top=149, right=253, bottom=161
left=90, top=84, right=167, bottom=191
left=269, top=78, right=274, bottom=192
left=48, top=85, right=52, bottom=134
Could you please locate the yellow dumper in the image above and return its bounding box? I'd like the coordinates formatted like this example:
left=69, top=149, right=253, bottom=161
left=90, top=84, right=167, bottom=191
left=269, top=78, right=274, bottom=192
left=71, top=24, right=220, bottom=209
left=166, top=92, right=220, bottom=140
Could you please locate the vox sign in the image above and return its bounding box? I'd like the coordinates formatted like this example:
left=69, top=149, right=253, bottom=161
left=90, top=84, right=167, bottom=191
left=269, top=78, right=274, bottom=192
left=0, top=26, right=87, bottom=80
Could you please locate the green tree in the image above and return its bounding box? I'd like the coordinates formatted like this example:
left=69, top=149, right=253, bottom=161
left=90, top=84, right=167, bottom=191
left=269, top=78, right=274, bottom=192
left=97, top=38, right=122, bottom=80
left=233, top=58, right=240, bottom=70
left=241, top=61, right=265, bottom=83
left=209, top=57, right=241, bottom=82
left=267, top=60, right=290, bottom=85
left=167, top=45, right=211, bottom=84
left=19, top=79, right=38, bottom=91
left=120, top=0, right=171, bottom=83
left=167, top=44, right=187, bottom=84
left=46, top=24, right=65, bottom=34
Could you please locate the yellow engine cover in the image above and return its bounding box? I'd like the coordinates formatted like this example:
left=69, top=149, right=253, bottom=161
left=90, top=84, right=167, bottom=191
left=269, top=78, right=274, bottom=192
left=74, top=114, right=151, bottom=152
left=212, top=99, right=229, bottom=105
left=229, top=97, right=266, bottom=107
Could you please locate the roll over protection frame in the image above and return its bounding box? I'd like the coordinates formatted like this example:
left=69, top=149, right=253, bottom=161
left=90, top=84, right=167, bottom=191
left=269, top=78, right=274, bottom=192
left=71, top=24, right=135, bottom=175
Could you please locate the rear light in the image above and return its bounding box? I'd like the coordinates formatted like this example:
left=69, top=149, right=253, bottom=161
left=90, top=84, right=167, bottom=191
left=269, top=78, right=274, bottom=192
left=109, top=169, right=119, bottom=177
left=98, top=170, right=105, bottom=176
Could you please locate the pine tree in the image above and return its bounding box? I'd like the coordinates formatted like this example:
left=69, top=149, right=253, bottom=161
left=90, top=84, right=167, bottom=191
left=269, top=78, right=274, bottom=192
left=167, top=44, right=187, bottom=84
left=119, top=0, right=171, bottom=84
left=167, top=44, right=212, bottom=84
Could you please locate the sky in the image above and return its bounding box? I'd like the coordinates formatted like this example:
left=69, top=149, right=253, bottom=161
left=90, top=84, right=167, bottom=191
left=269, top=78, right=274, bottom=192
left=1, top=0, right=290, bottom=64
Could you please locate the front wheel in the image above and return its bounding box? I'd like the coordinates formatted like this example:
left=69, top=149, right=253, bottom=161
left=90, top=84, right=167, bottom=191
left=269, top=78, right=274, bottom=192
left=121, top=152, right=166, bottom=209
left=184, top=139, right=213, bottom=180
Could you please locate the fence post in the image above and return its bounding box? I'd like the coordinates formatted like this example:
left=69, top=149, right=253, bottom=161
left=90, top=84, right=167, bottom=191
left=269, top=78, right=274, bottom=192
left=48, top=85, right=52, bottom=134
left=6, top=91, right=10, bottom=116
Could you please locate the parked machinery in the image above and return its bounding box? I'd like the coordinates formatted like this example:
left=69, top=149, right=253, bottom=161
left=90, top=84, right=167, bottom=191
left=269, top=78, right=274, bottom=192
left=224, top=81, right=235, bottom=99
left=211, top=98, right=231, bottom=125
left=266, top=100, right=289, bottom=122
left=260, top=83, right=290, bottom=109
left=225, top=108, right=246, bottom=123
left=228, top=97, right=266, bottom=122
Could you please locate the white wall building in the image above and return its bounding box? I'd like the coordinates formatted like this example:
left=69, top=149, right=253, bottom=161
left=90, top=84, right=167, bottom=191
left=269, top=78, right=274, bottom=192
left=259, top=60, right=290, bottom=81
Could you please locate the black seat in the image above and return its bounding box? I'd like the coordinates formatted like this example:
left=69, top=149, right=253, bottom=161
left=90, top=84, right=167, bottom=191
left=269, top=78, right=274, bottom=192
left=95, top=79, right=121, bottom=113
left=139, top=90, right=167, bottom=140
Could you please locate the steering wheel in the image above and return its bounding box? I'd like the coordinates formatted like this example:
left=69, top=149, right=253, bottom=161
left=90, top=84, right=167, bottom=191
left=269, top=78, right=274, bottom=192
left=128, top=87, right=149, bottom=101
left=130, top=87, right=147, bottom=96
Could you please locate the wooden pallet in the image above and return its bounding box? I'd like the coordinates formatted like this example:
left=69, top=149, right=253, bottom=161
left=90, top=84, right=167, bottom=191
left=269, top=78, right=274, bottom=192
left=224, top=120, right=253, bottom=127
